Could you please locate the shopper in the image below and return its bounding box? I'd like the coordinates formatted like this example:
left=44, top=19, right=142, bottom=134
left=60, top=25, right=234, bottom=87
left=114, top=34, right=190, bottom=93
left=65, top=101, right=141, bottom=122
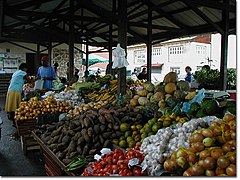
left=185, top=66, right=194, bottom=83
left=5, top=63, right=39, bottom=127
left=137, top=67, right=148, bottom=80
left=37, top=56, right=56, bottom=89
left=53, top=62, right=59, bottom=77
left=69, top=68, right=80, bottom=85
left=132, top=68, right=138, bottom=76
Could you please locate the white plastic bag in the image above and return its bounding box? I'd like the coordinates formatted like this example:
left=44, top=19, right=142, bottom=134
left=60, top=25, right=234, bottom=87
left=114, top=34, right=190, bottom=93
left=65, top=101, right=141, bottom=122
left=34, top=79, right=44, bottom=90
left=112, top=43, right=129, bottom=69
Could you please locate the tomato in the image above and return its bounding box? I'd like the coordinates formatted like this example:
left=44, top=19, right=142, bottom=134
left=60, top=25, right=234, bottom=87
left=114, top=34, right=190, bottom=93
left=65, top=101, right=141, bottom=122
left=118, top=155, right=125, bottom=160
left=133, top=167, right=141, bottom=176
left=115, top=148, right=123, bottom=154
left=112, top=169, right=119, bottom=174
left=119, top=164, right=127, bottom=169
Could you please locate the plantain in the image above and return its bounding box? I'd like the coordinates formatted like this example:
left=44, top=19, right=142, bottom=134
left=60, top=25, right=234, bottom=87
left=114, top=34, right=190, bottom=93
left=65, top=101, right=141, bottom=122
left=185, top=91, right=196, bottom=100
left=95, top=94, right=104, bottom=101
left=101, top=93, right=111, bottom=101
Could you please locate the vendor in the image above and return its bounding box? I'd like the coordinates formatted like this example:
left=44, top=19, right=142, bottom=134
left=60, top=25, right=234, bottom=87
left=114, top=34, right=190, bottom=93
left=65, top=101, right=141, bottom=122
left=37, top=56, right=56, bottom=89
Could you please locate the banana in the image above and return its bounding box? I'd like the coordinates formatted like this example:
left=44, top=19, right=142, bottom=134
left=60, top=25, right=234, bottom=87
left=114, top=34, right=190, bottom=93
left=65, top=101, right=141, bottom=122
left=95, top=94, right=104, bottom=101
left=111, top=85, right=118, bottom=92
left=108, top=95, right=116, bottom=102
left=101, top=93, right=111, bottom=101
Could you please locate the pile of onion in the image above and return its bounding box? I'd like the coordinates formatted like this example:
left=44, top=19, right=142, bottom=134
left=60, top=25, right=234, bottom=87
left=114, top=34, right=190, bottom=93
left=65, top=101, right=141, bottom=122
left=15, top=96, right=71, bottom=121
left=163, top=113, right=236, bottom=176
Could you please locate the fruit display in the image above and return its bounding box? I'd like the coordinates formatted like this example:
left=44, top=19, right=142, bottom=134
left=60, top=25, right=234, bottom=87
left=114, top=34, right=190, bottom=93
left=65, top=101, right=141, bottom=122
left=34, top=104, right=150, bottom=165
left=14, top=96, right=71, bottom=121
left=82, top=147, right=147, bottom=176
left=86, top=80, right=118, bottom=102
left=140, top=116, right=220, bottom=176
left=41, top=90, right=85, bottom=108
left=162, top=113, right=236, bottom=176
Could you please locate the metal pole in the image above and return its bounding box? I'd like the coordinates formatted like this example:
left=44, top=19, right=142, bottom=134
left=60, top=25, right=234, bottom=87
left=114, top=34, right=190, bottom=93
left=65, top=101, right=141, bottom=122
left=220, top=0, right=229, bottom=91
left=147, top=2, right=152, bottom=82
left=86, top=38, right=89, bottom=71
left=68, top=0, right=74, bottom=81
left=108, top=24, right=113, bottom=75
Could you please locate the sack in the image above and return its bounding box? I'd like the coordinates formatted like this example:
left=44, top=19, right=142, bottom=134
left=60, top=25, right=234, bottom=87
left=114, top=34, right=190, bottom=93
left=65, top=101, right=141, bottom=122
left=34, top=79, right=44, bottom=90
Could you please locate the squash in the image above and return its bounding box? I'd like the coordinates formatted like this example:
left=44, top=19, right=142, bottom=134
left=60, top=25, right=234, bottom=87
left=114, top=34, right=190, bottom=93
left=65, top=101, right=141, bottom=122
left=130, top=98, right=138, bottom=107
left=158, top=99, right=167, bottom=108
left=166, top=96, right=179, bottom=108
left=143, top=81, right=155, bottom=92
left=177, top=80, right=190, bottom=91
left=150, top=92, right=165, bottom=103
left=145, top=102, right=159, bottom=113
left=147, top=93, right=154, bottom=100
left=137, top=89, right=148, bottom=97
left=165, top=94, right=172, bottom=101
left=133, top=95, right=140, bottom=100
left=165, top=82, right=177, bottom=94
left=138, top=97, right=149, bottom=106
left=163, top=72, right=178, bottom=84
left=174, top=90, right=187, bottom=100
left=154, top=84, right=165, bottom=94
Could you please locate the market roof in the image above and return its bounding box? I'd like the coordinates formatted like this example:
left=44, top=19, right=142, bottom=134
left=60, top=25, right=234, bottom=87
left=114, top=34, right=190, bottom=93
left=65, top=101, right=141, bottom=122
left=0, top=0, right=236, bottom=47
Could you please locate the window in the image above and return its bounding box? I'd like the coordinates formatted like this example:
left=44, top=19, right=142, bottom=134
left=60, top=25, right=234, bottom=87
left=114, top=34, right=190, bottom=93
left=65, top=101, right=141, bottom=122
left=169, top=46, right=184, bottom=55
left=196, top=45, right=206, bottom=54
left=170, top=67, right=180, bottom=74
left=134, top=49, right=146, bottom=63
left=152, top=48, right=162, bottom=56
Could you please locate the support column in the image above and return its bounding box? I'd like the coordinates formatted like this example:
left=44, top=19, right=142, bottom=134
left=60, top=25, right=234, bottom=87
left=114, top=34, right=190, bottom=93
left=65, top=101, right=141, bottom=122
left=85, top=39, right=89, bottom=71
left=117, top=0, right=127, bottom=95
left=108, top=24, right=113, bottom=75
left=68, top=0, right=74, bottom=81
left=147, top=2, right=152, bottom=82
left=220, top=0, right=229, bottom=91
left=35, top=44, right=40, bottom=75
left=48, top=42, right=52, bottom=65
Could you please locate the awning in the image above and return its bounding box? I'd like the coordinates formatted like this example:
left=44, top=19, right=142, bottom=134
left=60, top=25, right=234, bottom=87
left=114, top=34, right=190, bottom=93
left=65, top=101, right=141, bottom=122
left=82, top=54, right=109, bottom=66
left=141, top=63, right=164, bottom=67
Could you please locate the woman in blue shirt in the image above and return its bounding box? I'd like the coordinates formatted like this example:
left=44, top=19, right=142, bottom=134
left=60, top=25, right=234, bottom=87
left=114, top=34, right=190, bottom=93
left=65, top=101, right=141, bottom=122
left=37, top=56, right=56, bottom=89
left=185, top=66, right=193, bottom=83
left=5, top=63, right=38, bottom=127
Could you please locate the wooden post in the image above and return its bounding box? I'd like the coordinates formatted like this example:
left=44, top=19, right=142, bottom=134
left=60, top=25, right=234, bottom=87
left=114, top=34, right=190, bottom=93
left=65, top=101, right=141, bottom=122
left=147, top=2, right=152, bottom=82
left=220, top=0, right=229, bottom=91
left=48, top=42, right=52, bottom=66
left=117, top=0, right=127, bottom=95
left=68, top=0, right=74, bottom=81
left=108, top=24, right=113, bottom=75
left=86, top=39, right=89, bottom=71
left=35, top=44, right=40, bottom=75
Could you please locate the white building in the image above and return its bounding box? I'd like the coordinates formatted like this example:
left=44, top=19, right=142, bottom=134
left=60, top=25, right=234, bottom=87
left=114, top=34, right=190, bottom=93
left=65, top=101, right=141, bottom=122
left=126, top=33, right=236, bottom=84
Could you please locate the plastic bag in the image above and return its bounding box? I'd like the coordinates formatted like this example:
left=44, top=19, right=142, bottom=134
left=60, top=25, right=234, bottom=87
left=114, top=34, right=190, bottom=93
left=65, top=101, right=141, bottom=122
left=112, top=43, right=129, bottom=69
left=182, top=88, right=205, bottom=113
left=34, top=79, right=44, bottom=90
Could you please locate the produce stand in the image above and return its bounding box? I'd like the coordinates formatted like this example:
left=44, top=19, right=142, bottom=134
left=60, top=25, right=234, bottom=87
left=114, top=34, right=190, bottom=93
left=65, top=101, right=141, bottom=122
left=32, top=131, right=75, bottom=176
left=16, top=119, right=40, bottom=154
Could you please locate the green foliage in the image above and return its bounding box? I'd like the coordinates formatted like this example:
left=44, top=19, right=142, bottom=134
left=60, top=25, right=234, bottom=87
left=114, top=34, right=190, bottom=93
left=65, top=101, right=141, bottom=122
left=227, top=68, right=236, bottom=89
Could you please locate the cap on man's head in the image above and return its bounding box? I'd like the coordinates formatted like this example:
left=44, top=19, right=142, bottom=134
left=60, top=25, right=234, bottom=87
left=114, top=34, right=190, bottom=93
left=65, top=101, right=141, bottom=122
left=41, top=56, right=49, bottom=61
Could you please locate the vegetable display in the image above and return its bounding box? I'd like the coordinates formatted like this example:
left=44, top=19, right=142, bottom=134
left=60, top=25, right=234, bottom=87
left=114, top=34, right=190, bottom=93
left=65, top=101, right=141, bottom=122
left=162, top=113, right=236, bottom=176
left=82, top=147, right=147, bottom=176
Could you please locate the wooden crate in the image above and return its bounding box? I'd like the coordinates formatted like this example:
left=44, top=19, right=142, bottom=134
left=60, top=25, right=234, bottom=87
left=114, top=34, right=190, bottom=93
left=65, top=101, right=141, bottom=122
left=20, top=135, right=40, bottom=155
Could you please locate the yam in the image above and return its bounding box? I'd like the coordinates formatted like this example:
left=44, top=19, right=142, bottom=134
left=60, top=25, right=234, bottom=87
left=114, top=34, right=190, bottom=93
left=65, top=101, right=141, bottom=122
left=57, top=143, right=67, bottom=151
left=100, top=125, right=106, bottom=132
left=67, top=130, right=75, bottom=137
left=98, top=108, right=112, bottom=116
left=52, top=135, right=60, bottom=143
left=99, top=135, right=104, bottom=144
left=73, top=126, right=82, bottom=132
left=72, top=120, right=81, bottom=127
left=94, top=142, right=101, bottom=149
left=76, top=145, right=82, bottom=154
left=93, top=124, right=100, bottom=134
left=99, top=115, right=106, bottom=124
left=104, top=114, right=114, bottom=123
left=56, top=152, right=65, bottom=160
left=69, top=152, right=78, bottom=159
left=113, top=124, right=119, bottom=131
left=103, top=140, right=112, bottom=148
left=77, top=136, right=85, bottom=146
left=49, top=144, right=58, bottom=150
left=82, top=145, right=89, bottom=156
left=58, top=133, right=64, bottom=144
left=87, top=127, right=94, bottom=137
left=83, top=118, right=91, bottom=128
left=67, top=141, right=76, bottom=154
left=62, top=135, right=71, bottom=145
left=107, top=123, right=113, bottom=129
left=69, top=121, right=76, bottom=130
left=89, top=149, right=97, bottom=155
left=102, top=132, right=112, bottom=139
left=62, top=158, right=72, bottom=165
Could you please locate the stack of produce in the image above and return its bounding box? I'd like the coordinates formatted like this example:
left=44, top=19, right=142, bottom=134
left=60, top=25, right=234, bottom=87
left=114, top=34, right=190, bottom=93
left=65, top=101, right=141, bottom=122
left=14, top=96, right=71, bottom=121
left=140, top=116, right=220, bottom=175
left=86, top=80, right=118, bottom=102
left=52, top=78, right=65, bottom=90
left=42, top=90, right=85, bottom=108
left=82, top=147, right=147, bottom=176
left=34, top=105, right=145, bottom=164
left=162, top=113, right=236, bottom=176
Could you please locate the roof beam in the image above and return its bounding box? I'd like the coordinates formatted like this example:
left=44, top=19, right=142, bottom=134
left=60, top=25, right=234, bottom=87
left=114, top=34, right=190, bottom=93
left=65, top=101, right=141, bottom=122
left=128, top=28, right=147, bottom=44
left=7, top=0, right=53, bottom=11
left=6, top=41, right=36, bottom=53
left=191, top=0, right=235, bottom=12
left=182, top=0, right=224, bottom=34
left=127, top=2, right=145, bottom=16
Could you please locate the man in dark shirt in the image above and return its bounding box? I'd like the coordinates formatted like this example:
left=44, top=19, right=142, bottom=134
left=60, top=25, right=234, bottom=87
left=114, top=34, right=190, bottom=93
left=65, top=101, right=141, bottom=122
left=137, top=67, right=148, bottom=80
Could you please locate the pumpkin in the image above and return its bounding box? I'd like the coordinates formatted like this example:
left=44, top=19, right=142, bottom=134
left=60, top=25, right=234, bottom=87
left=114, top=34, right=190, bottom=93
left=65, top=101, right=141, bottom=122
left=163, top=72, right=178, bottom=84
left=165, top=83, right=177, bottom=94
left=147, top=93, right=154, bottom=100
left=154, top=84, right=165, bottom=94
left=138, top=97, right=149, bottom=106
left=174, top=90, right=187, bottom=100
left=130, top=98, right=138, bottom=107
left=143, top=81, right=155, bottom=92
left=137, top=89, right=148, bottom=97
left=177, top=80, right=190, bottom=91
left=158, top=99, right=167, bottom=108
left=133, top=95, right=140, bottom=100
left=150, top=92, right=165, bottom=103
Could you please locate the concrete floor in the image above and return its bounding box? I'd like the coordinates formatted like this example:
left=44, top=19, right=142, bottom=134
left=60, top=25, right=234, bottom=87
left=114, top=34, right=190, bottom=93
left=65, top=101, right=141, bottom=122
left=0, top=96, right=46, bottom=176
